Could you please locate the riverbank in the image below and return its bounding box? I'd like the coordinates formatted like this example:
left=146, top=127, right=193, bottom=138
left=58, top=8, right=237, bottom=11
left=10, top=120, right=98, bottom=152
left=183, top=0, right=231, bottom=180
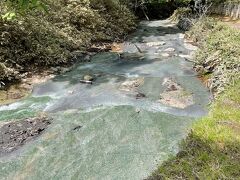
left=148, top=81, right=240, bottom=179
left=148, top=17, right=240, bottom=179
left=0, top=0, right=137, bottom=104
left=0, top=1, right=136, bottom=83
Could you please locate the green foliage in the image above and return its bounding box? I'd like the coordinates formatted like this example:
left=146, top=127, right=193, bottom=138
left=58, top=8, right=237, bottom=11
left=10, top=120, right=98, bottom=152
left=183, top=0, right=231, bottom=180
left=187, top=18, right=240, bottom=94
left=0, top=0, right=136, bottom=83
left=1, top=11, right=16, bottom=20
left=5, top=0, right=47, bottom=12
left=170, top=7, right=192, bottom=21
left=1, top=0, right=47, bottom=21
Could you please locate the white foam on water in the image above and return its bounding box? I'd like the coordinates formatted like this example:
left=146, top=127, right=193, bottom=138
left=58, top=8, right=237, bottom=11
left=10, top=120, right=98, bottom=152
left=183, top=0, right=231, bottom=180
left=0, top=102, right=23, bottom=111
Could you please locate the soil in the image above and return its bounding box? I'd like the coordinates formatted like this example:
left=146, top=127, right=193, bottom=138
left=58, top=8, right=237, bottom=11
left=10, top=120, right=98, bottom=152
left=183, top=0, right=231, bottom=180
left=0, top=71, right=56, bottom=105
left=0, top=84, right=29, bottom=105
left=220, top=17, right=240, bottom=29
left=0, top=117, right=51, bottom=156
left=212, top=15, right=240, bottom=30
left=217, top=121, right=240, bottom=135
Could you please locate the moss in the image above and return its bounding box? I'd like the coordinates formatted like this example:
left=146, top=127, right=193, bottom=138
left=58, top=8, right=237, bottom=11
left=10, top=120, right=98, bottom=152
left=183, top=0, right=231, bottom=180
left=148, top=81, right=240, bottom=179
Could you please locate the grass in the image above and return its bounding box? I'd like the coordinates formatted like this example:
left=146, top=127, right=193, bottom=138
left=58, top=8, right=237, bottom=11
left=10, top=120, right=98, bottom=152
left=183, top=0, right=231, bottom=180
left=186, top=18, right=240, bottom=94
left=148, top=81, right=240, bottom=179
left=147, top=17, right=240, bottom=179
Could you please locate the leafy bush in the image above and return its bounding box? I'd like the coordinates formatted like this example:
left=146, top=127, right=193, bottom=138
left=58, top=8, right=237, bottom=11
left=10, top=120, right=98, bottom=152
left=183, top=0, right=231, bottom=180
left=187, top=18, right=240, bottom=94
left=0, top=0, right=136, bottom=83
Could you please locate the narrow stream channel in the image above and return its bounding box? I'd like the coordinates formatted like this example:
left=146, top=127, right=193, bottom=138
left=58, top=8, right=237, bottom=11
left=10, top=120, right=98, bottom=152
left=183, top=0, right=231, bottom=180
left=0, top=20, right=210, bottom=180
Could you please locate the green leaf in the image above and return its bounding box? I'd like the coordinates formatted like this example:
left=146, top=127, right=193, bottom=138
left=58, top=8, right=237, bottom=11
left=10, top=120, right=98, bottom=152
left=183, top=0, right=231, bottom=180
left=1, top=12, right=16, bottom=20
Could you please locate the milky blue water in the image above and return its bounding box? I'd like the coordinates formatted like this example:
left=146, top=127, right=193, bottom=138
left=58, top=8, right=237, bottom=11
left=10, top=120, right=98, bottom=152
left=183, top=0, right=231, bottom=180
left=0, top=20, right=210, bottom=180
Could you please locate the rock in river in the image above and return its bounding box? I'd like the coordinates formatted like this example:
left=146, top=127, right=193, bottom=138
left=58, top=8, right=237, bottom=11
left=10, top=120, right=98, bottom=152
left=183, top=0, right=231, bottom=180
left=83, top=75, right=94, bottom=81
left=0, top=116, right=51, bottom=155
left=119, top=78, right=144, bottom=92
left=159, top=77, right=194, bottom=109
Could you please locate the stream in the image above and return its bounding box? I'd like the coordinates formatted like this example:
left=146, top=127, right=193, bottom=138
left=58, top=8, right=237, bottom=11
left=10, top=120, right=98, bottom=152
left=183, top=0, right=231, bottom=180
left=0, top=20, right=210, bottom=180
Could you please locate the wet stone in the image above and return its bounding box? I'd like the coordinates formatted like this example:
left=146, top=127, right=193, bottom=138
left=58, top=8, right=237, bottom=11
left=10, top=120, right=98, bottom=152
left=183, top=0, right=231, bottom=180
left=83, top=75, right=94, bottom=81
left=0, top=117, right=51, bottom=155
left=83, top=55, right=91, bottom=62
left=159, top=77, right=194, bottom=109
left=119, top=78, right=144, bottom=92
left=136, top=92, right=146, bottom=99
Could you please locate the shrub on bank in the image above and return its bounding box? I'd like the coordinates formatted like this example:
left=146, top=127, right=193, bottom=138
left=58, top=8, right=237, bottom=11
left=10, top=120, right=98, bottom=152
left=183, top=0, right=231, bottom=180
left=170, top=7, right=193, bottom=30
left=187, top=18, right=240, bottom=94
left=0, top=0, right=136, bottom=84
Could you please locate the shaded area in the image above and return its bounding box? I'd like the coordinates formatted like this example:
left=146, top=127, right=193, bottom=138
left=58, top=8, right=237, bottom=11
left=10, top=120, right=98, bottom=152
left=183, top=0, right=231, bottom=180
left=134, top=2, right=178, bottom=20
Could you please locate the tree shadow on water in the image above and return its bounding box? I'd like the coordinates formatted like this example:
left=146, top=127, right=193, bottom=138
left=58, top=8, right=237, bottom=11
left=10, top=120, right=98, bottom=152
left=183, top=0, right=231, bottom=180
left=52, top=53, right=158, bottom=89
left=129, top=23, right=184, bottom=43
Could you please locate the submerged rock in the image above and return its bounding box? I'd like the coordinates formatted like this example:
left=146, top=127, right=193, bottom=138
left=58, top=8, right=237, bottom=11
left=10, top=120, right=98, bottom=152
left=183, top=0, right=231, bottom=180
left=72, top=125, right=82, bottom=131
left=159, top=91, right=194, bottom=109
left=136, top=92, right=146, bottom=99
left=83, top=55, right=91, bottom=62
left=119, top=78, right=144, bottom=92
left=51, top=66, right=62, bottom=73
left=159, top=77, right=194, bottom=109
left=60, top=67, right=71, bottom=74
left=162, top=77, right=182, bottom=91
